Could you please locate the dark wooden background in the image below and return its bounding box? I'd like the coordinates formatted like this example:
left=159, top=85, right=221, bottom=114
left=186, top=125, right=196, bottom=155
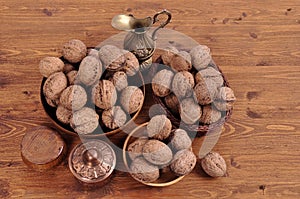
left=1, top=0, right=300, bottom=198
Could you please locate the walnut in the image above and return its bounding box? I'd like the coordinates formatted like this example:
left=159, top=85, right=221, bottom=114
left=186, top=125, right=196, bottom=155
left=194, top=79, right=218, bottom=105
left=170, top=51, right=192, bottom=72
left=152, top=69, right=174, bottom=97
left=179, top=98, right=201, bottom=124
left=172, top=71, right=195, bottom=98
left=123, top=51, right=139, bottom=76
left=170, top=129, right=192, bottom=151
left=39, top=57, right=64, bottom=77
left=120, top=86, right=144, bottom=114
left=78, top=56, right=102, bottom=86
left=43, top=72, right=67, bottom=100
left=161, top=46, right=179, bottom=65
left=63, top=63, right=75, bottom=74
left=130, top=157, right=160, bottom=183
left=62, top=39, right=87, bottom=63
left=214, top=87, right=236, bottom=111
left=56, top=105, right=72, bottom=124
left=200, top=105, right=221, bottom=124
left=102, top=106, right=127, bottom=129
left=70, top=107, right=99, bottom=135
left=59, top=85, right=87, bottom=111
left=201, top=152, right=227, bottom=177
left=195, top=67, right=224, bottom=88
left=164, top=93, right=180, bottom=115
left=98, top=45, right=125, bottom=71
left=152, top=48, right=165, bottom=63
left=147, top=115, right=172, bottom=140
left=170, top=149, right=196, bottom=176
left=109, top=71, right=128, bottom=91
left=66, top=70, right=78, bottom=85
left=92, top=80, right=117, bottom=110
left=190, top=45, right=212, bottom=70
left=127, top=137, right=148, bottom=160
left=142, top=140, right=173, bottom=166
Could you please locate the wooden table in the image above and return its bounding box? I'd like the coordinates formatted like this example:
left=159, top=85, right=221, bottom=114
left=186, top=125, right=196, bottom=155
left=1, top=0, right=299, bottom=198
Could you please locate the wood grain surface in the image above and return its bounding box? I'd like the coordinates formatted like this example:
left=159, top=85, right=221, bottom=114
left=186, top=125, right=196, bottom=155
left=1, top=0, right=300, bottom=198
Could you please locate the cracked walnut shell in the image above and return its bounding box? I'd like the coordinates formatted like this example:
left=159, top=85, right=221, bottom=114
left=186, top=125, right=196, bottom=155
left=127, top=137, right=148, bottom=161
left=59, top=85, right=87, bottom=111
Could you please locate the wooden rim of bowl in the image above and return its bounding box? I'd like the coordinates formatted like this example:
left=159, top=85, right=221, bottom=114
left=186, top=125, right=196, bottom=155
left=40, top=71, right=145, bottom=138
left=122, top=122, right=185, bottom=187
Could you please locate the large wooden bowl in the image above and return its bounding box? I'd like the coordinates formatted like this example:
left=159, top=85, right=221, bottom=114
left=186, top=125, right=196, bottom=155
left=123, top=122, right=185, bottom=187
left=40, top=71, right=145, bottom=138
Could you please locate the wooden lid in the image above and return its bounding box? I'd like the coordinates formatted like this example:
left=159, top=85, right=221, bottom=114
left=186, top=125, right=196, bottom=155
left=21, top=126, right=67, bottom=171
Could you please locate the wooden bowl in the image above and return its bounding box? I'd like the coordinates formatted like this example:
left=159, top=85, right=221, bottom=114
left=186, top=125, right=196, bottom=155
left=40, top=71, right=145, bottom=138
left=123, top=122, right=185, bottom=187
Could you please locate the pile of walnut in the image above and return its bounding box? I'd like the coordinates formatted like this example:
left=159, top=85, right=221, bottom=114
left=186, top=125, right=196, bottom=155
left=40, top=39, right=144, bottom=135
left=151, top=45, right=236, bottom=125
left=128, top=114, right=227, bottom=183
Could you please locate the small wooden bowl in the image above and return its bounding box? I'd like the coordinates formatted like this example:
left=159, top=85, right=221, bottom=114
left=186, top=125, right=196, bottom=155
left=123, top=122, right=185, bottom=187
left=40, top=71, right=145, bottom=138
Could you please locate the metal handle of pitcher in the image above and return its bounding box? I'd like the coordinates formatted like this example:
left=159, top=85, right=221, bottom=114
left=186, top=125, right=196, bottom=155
left=152, top=9, right=172, bottom=40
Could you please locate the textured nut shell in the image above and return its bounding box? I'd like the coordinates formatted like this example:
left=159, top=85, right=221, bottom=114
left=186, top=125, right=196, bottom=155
left=194, top=79, right=218, bottom=105
left=78, top=56, right=102, bottom=86
left=201, top=152, right=227, bottom=177
left=62, top=39, right=87, bottom=63
left=147, top=115, right=172, bottom=140
left=216, top=87, right=236, bottom=101
left=195, top=67, right=224, bottom=88
left=152, top=69, right=174, bottom=97
left=56, top=105, right=72, bottom=124
left=142, top=140, right=173, bottom=166
left=213, top=100, right=234, bottom=111
left=152, top=48, right=165, bottom=63
left=63, top=63, right=75, bottom=74
left=120, top=86, right=144, bottom=114
left=98, top=45, right=124, bottom=70
left=170, top=129, right=192, bottom=151
left=123, top=51, right=139, bottom=76
left=164, top=93, right=180, bottom=115
left=39, top=57, right=64, bottom=77
left=43, top=72, right=67, bottom=100
left=45, top=97, right=59, bottom=108
left=172, top=71, right=195, bottom=98
left=190, top=45, right=212, bottom=70
left=170, top=51, right=192, bottom=72
left=179, top=98, right=201, bottom=124
left=130, top=157, right=160, bottom=183
left=110, top=71, right=128, bottom=91
left=70, top=107, right=99, bottom=135
left=102, top=106, right=127, bottom=129
left=88, top=49, right=99, bottom=58
left=170, top=149, right=197, bottom=176
left=59, top=85, right=87, bottom=111
left=92, top=80, right=117, bottom=110
left=161, top=46, right=179, bottom=65
left=66, top=70, right=78, bottom=85
left=200, top=105, right=221, bottom=124
left=127, top=137, right=148, bottom=160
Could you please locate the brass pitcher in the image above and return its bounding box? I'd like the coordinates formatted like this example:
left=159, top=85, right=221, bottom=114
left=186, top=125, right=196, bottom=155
left=111, top=10, right=172, bottom=68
